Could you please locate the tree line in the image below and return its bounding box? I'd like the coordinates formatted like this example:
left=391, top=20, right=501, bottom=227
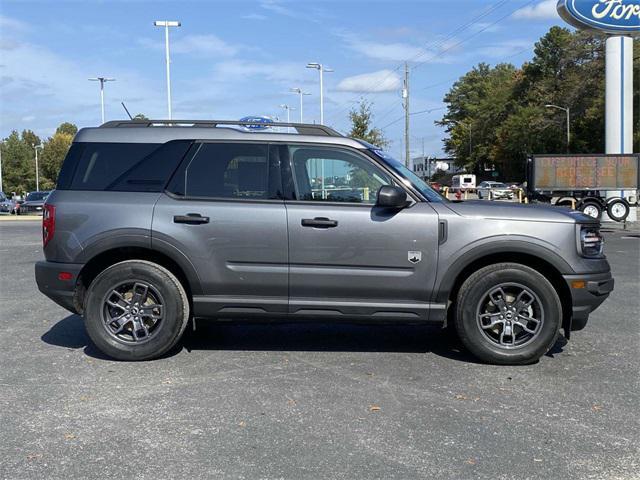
left=437, top=27, right=639, bottom=181
left=1, top=123, right=77, bottom=195
left=2, top=27, right=637, bottom=192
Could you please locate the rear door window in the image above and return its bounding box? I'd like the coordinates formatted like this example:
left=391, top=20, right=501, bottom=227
left=167, top=142, right=280, bottom=200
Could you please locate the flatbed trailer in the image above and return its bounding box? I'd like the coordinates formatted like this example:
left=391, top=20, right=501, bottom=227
left=526, top=154, right=639, bottom=222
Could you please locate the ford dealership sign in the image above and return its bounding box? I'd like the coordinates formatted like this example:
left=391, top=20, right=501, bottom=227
left=238, top=116, right=274, bottom=131
left=557, top=0, right=640, bottom=34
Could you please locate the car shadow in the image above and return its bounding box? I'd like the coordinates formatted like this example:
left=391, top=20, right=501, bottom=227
left=41, top=314, right=567, bottom=364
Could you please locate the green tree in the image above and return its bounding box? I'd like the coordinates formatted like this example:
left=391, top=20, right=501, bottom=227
left=133, top=114, right=149, bottom=120
left=348, top=99, right=388, bottom=148
left=55, top=122, right=78, bottom=137
left=1, top=130, right=38, bottom=194
left=39, top=129, right=75, bottom=189
left=437, top=27, right=624, bottom=181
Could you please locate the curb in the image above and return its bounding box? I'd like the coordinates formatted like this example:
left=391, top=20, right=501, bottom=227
left=0, top=215, right=42, bottom=221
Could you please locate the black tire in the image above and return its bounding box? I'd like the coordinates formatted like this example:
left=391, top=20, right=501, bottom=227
left=478, top=191, right=483, bottom=199
left=84, top=260, right=190, bottom=361
left=577, top=199, right=602, bottom=220
left=454, top=263, right=561, bottom=365
left=606, top=198, right=630, bottom=222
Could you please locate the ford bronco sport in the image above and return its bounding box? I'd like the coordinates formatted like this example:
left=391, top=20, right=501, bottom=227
left=35, top=120, right=614, bottom=364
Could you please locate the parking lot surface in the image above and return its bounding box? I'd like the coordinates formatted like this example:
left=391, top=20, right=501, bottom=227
left=1, top=220, right=638, bottom=479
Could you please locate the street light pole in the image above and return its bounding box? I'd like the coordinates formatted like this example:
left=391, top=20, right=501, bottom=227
left=290, top=88, right=311, bottom=123
left=545, top=104, right=570, bottom=152
left=154, top=20, right=181, bottom=119
left=306, top=63, right=333, bottom=124
left=33, top=143, right=43, bottom=192
left=88, top=77, right=115, bottom=124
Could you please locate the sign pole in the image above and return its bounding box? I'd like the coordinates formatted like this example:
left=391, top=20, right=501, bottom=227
left=605, top=36, right=634, bottom=155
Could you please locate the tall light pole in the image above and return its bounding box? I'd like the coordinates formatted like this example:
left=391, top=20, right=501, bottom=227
left=33, top=143, right=43, bottom=192
left=88, top=77, right=115, bottom=124
left=290, top=88, right=311, bottom=123
left=279, top=104, right=296, bottom=125
left=306, top=63, right=333, bottom=125
left=154, top=20, right=181, bottom=119
left=545, top=104, right=570, bottom=152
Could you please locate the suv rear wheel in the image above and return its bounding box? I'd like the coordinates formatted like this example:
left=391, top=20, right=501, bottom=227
left=454, top=263, right=561, bottom=365
left=84, top=260, right=190, bottom=361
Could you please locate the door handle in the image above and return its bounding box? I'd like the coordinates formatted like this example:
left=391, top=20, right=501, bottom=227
left=173, top=213, right=210, bottom=225
left=301, top=217, right=338, bottom=228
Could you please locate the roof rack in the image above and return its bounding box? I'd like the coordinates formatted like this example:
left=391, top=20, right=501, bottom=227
left=99, top=119, right=343, bottom=137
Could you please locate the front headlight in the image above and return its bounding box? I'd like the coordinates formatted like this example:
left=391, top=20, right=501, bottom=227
left=580, top=226, right=604, bottom=257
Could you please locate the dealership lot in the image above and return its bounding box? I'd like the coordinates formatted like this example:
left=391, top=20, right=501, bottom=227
left=0, top=220, right=638, bottom=479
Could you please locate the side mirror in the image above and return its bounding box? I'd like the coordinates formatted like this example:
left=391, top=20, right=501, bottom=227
left=376, top=185, right=408, bottom=208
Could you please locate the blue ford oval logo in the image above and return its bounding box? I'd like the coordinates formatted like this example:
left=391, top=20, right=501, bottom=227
left=239, top=116, right=274, bottom=131
left=557, top=0, right=640, bottom=34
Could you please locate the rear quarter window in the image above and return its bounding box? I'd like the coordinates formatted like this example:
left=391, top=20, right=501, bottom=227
left=57, top=141, right=192, bottom=192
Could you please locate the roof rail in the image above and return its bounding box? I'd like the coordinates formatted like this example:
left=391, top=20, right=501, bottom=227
left=99, top=119, right=343, bottom=137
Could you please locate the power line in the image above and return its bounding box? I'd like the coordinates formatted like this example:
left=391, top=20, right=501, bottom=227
left=325, top=0, right=523, bottom=124
left=411, top=0, right=537, bottom=72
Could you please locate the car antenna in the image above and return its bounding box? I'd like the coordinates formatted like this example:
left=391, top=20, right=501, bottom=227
left=121, top=102, right=133, bottom=120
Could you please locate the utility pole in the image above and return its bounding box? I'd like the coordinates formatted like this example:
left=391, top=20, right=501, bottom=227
left=154, top=20, right=181, bottom=119
left=403, top=62, right=410, bottom=168
left=88, top=77, right=115, bottom=124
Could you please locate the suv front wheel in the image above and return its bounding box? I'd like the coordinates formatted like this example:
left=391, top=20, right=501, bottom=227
left=84, top=260, right=190, bottom=361
left=454, top=263, right=561, bottom=365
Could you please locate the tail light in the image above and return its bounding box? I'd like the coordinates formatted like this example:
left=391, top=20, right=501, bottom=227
left=43, top=204, right=56, bottom=247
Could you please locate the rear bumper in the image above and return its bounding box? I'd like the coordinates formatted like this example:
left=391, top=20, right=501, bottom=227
left=563, top=270, right=614, bottom=324
left=35, top=261, right=84, bottom=313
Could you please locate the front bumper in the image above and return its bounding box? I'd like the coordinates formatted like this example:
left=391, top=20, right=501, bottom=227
left=35, top=261, right=84, bottom=313
left=563, top=270, right=614, bottom=326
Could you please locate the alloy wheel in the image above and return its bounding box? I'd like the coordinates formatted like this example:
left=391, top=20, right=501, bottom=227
left=475, top=283, right=544, bottom=349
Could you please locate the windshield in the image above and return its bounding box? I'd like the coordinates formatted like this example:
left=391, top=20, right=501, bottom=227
left=370, top=149, right=446, bottom=202
left=26, top=192, right=49, bottom=201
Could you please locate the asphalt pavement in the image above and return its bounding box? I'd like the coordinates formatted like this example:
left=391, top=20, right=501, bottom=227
left=0, top=220, right=638, bottom=480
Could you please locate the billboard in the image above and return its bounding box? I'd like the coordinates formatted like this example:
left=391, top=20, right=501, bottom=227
left=531, top=155, right=639, bottom=190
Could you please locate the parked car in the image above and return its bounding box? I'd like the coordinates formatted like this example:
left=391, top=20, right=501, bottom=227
left=0, top=191, right=16, bottom=214
left=477, top=181, right=513, bottom=200
left=36, top=119, right=613, bottom=365
left=17, top=191, right=51, bottom=215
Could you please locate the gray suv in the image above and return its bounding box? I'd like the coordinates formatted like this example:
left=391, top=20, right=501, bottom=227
left=35, top=120, right=614, bottom=364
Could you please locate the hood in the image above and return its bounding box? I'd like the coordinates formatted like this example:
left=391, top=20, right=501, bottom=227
left=445, top=200, right=593, bottom=224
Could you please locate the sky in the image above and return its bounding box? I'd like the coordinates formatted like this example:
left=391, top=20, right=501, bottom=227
left=0, top=0, right=566, bottom=159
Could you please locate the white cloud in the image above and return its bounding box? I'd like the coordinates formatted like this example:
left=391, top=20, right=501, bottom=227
left=242, top=13, right=267, bottom=20
left=0, top=15, right=29, bottom=32
left=259, top=0, right=296, bottom=17
left=336, top=70, right=401, bottom=93
left=211, top=60, right=304, bottom=84
left=513, top=0, right=559, bottom=20
left=139, top=34, right=239, bottom=57
left=343, top=34, right=424, bottom=62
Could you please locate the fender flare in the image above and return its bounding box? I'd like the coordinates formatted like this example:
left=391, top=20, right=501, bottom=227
left=433, top=239, right=573, bottom=304
left=77, top=230, right=204, bottom=296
